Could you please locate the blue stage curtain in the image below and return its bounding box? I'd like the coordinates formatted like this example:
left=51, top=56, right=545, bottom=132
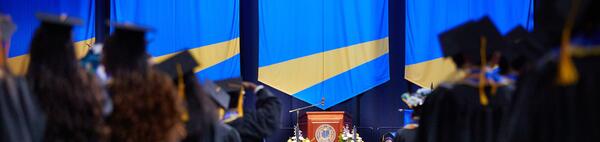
left=0, top=0, right=96, bottom=74
left=404, top=0, right=534, bottom=87
left=111, top=0, right=240, bottom=80
left=258, top=0, right=390, bottom=109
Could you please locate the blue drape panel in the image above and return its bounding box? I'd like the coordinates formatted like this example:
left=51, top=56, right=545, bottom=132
left=404, top=0, right=534, bottom=87
left=259, top=0, right=390, bottom=109
left=111, top=0, right=240, bottom=80
left=0, top=0, right=95, bottom=57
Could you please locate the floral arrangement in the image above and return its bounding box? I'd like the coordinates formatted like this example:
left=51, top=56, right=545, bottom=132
left=338, top=125, right=363, bottom=142
left=401, top=88, right=432, bottom=108
left=288, top=125, right=310, bottom=142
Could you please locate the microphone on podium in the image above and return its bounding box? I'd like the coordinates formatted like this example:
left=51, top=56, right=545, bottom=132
left=289, top=97, right=326, bottom=113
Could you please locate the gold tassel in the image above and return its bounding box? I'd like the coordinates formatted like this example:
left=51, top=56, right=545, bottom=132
left=479, top=37, right=489, bottom=106
left=176, top=64, right=189, bottom=122
left=491, top=84, right=498, bottom=96
left=0, top=39, right=5, bottom=69
left=557, top=0, right=581, bottom=85
left=236, top=88, right=245, bottom=117
left=218, top=108, right=225, bottom=120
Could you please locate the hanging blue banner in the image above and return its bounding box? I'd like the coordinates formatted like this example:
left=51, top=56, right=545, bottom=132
left=1, top=0, right=96, bottom=74
left=259, top=0, right=390, bottom=109
left=111, top=0, right=240, bottom=80
left=404, top=0, right=534, bottom=87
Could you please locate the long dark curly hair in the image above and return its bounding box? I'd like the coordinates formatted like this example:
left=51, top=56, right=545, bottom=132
left=103, top=30, right=185, bottom=142
left=106, top=71, right=185, bottom=142
left=26, top=23, right=108, bottom=141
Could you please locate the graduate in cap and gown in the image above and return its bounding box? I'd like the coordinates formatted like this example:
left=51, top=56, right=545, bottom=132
left=155, top=51, right=241, bottom=142
left=103, top=23, right=185, bottom=142
left=25, top=13, right=108, bottom=141
left=0, top=13, right=46, bottom=142
left=416, top=16, right=512, bottom=142
left=209, top=78, right=281, bottom=142
left=200, top=79, right=244, bottom=142
left=495, top=25, right=547, bottom=102
left=500, top=26, right=545, bottom=77
left=500, top=0, right=600, bottom=142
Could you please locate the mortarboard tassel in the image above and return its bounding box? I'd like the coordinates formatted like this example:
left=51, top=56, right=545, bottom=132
left=218, top=108, right=225, bottom=120
left=479, top=37, right=489, bottom=106
left=557, top=0, right=581, bottom=85
left=176, top=64, right=190, bottom=122
left=236, top=87, right=245, bottom=118
left=0, top=39, right=5, bottom=68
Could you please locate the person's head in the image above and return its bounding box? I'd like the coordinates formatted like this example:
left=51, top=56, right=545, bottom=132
left=27, top=13, right=80, bottom=77
left=499, top=26, right=546, bottom=75
left=556, top=0, right=600, bottom=35
left=440, top=17, right=505, bottom=70
left=154, top=51, right=219, bottom=141
left=102, top=23, right=150, bottom=76
left=536, top=0, right=600, bottom=44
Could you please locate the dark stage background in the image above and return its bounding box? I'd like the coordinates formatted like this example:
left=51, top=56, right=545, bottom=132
left=94, top=0, right=415, bottom=141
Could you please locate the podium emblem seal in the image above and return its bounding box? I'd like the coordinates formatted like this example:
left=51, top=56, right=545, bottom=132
left=315, top=124, right=336, bottom=142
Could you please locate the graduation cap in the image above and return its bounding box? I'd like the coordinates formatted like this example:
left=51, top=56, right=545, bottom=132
left=107, top=22, right=151, bottom=56
left=554, top=0, right=597, bottom=24
left=154, top=51, right=198, bottom=79
left=102, top=22, right=153, bottom=74
left=438, top=21, right=478, bottom=59
left=438, top=16, right=506, bottom=67
left=502, top=26, right=544, bottom=63
left=36, top=13, right=81, bottom=34
left=26, top=13, right=81, bottom=65
left=203, top=80, right=231, bottom=109
left=477, top=17, right=506, bottom=51
left=154, top=50, right=199, bottom=102
left=37, top=13, right=82, bottom=26
left=215, top=78, right=244, bottom=109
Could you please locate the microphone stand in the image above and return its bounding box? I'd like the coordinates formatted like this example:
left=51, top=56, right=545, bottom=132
left=289, top=100, right=323, bottom=142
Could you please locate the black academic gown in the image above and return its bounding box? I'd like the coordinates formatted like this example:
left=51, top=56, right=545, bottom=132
left=204, top=122, right=242, bottom=142
left=500, top=50, right=600, bottom=142
left=0, top=75, right=45, bottom=142
left=181, top=73, right=242, bottom=142
left=395, top=127, right=417, bottom=142
left=228, top=88, right=282, bottom=142
left=181, top=74, right=211, bottom=142
left=417, top=81, right=511, bottom=142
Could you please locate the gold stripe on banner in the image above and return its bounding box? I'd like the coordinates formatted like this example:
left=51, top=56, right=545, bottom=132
left=74, top=38, right=96, bottom=59
left=404, top=57, right=457, bottom=88
left=7, top=54, right=29, bottom=75
left=7, top=38, right=96, bottom=75
left=153, top=38, right=240, bottom=73
left=258, top=37, right=389, bottom=95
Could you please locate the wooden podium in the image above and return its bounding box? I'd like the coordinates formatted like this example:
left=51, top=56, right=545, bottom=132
left=299, top=111, right=351, bottom=142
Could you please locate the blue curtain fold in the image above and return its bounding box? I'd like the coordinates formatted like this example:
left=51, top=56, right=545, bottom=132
left=0, top=0, right=96, bottom=58
left=111, top=0, right=240, bottom=80
left=259, top=0, right=390, bottom=109
left=404, top=0, right=534, bottom=87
